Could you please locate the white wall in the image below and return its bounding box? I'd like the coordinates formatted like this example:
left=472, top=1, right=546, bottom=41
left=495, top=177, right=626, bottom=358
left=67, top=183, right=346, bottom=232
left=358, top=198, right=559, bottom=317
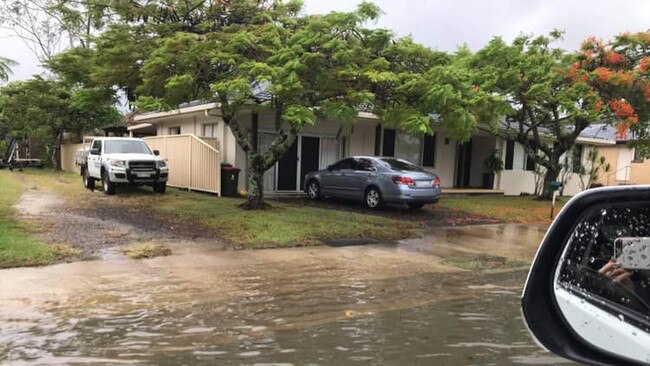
left=616, top=146, right=634, bottom=182
left=499, top=170, right=538, bottom=195
left=427, top=130, right=456, bottom=188
left=497, top=139, right=592, bottom=196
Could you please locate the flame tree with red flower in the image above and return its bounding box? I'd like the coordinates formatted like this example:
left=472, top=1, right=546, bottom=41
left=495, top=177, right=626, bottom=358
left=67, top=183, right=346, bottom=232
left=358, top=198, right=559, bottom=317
left=577, top=31, right=650, bottom=157
left=469, top=31, right=647, bottom=199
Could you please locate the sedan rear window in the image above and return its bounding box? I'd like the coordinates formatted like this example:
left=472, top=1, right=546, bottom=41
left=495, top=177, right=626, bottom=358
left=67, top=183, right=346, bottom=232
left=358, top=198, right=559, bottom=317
left=378, top=158, right=424, bottom=172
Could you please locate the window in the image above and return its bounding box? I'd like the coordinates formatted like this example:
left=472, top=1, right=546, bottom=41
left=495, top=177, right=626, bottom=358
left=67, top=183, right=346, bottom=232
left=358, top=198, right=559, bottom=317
left=525, top=153, right=536, bottom=171
left=378, top=158, right=424, bottom=172
left=330, top=158, right=356, bottom=171
left=634, top=147, right=645, bottom=163
left=202, top=123, right=217, bottom=137
left=558, top=202, right=650, bottom=321
left=104, top=140, right=151, bottom=154
left=394, top=132, right=422, bottom=165
left=356, top=158, right=376, bottom=171
left=91, top=140, right=102, bottom=153
left=382, top=129, right=395, bottom=157
left=382, top=129, right=423, bottom=165
left=505, top=140, right=515, bottom=170
left=422, top=134, right=436, bottom=167
left=374, top=125, right=382, bottom=156
left=572, top=145, right=584, bottom=173
left=168, top=126, right=181, bottom=135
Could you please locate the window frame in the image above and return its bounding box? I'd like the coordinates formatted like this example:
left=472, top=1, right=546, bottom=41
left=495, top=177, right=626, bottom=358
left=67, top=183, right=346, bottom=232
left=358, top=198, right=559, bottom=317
left=202, top=123, right=218, bottom=137
left=505, top=140, right=515, bottom=170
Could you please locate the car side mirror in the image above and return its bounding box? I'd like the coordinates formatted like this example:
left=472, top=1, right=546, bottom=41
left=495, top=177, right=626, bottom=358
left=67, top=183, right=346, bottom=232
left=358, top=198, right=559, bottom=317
left=327, top=165, right=333, bottom=171
left=90, top=148, right=100, bottom=155
left=522, top=186, right=650, bottom=366
left=153, top=150, right=160, bottom=156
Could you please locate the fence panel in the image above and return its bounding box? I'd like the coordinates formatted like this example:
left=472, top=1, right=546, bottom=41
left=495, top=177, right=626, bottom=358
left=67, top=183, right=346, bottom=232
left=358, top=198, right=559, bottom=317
left=144, top=135, right=221, bottom=195
left=60, top=143, right=86, bottom=173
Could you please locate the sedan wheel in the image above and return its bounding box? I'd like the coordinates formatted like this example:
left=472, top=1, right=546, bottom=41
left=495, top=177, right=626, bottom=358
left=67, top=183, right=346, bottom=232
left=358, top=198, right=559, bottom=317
left=307, top=180, right=321, bottom=199
left=365, top=187, right=382, bottom=209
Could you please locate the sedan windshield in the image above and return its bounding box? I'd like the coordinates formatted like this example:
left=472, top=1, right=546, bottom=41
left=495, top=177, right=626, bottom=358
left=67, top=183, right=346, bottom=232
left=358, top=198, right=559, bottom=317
left=104, top=140, right=152, bottom=155
left=379, top=158, right=423, bottom=172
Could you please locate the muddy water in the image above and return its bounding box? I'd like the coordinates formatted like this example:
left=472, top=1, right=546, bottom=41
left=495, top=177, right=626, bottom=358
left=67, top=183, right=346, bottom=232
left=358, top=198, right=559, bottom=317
left=0, top=225, right=569, bottom=365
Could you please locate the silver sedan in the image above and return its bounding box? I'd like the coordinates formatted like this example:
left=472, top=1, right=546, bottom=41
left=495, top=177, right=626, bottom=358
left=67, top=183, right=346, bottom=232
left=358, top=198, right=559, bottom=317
left=303, top=156, right=441, bottom=209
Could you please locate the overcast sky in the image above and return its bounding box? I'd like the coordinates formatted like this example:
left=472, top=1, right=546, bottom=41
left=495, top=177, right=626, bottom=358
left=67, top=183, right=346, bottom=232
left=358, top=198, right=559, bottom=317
left=1, top=0, right=650, bottom=82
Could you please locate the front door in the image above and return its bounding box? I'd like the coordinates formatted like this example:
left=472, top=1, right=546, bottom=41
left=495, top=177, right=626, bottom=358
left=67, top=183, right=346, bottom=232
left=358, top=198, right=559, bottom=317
left=277, top=139, right=299, bottom=191
left=300, top=136, right=320, bottom=190
left=455, top=140, right=473, bottom=188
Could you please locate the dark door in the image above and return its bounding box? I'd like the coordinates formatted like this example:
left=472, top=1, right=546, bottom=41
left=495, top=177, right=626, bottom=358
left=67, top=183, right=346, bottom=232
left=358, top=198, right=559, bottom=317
left=277, top=139, right=299, bottom=191
left=300, top=136, right=320, bottom=189
left=455, top=140, right=473, bottom=188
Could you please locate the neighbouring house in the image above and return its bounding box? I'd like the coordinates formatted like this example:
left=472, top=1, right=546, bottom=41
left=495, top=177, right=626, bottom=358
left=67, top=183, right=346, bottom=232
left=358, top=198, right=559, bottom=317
left=126, top=102, right=616, bottom=196
left=588, top=124, right=650, bottom=186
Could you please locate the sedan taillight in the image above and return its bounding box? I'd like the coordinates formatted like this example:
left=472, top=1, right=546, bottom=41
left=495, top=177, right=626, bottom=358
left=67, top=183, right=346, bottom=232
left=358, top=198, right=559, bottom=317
left=433, top=176, right=440, bottom=186
left=393, top=176, right=415, bottom=186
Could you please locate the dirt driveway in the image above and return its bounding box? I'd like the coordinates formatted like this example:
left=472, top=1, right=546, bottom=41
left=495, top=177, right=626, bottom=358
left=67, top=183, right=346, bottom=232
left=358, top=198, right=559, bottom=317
left=14, top=184, right=223, bottom=259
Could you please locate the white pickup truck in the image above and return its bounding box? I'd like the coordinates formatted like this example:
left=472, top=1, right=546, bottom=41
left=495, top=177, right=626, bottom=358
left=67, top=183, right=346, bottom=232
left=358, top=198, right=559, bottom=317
left=76, top=137, right=169, bottom=195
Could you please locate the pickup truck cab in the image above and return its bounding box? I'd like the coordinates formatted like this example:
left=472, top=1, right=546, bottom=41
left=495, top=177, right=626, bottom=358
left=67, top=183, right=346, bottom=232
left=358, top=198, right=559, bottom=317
left=77, top=137, right=169, bottom=195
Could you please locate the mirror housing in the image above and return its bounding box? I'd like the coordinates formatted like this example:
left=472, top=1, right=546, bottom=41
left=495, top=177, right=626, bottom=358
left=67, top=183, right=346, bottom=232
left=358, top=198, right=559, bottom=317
left=153, top=150, right=160, bottom=156
left=522, top=186, right=650, bottom=366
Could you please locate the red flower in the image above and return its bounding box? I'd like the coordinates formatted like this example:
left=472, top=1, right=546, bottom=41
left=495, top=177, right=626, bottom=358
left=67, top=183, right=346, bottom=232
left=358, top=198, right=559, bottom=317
left=609, top=99, right=634, bottom=119
left=594, top=67, right=614, bottom=82
left=472, top=85, right=480, bottom=92
left=605, top=52, right=626, bottom=65
left=640, top=57, right=650, bottom=72
left=594, top=68, right=633, bottom=86
left=593, top=100, right=604, bottom=112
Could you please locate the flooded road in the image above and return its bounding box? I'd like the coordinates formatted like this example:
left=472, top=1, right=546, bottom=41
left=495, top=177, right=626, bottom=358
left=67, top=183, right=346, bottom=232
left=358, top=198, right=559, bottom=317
left=0, top=224, right=570, bottom=365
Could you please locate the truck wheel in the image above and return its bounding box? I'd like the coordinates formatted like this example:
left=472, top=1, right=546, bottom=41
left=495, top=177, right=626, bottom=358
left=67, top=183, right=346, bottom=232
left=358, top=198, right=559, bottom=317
left=153, top=182, right=166, bottom=194
left=102, top=171, right=116, bottom=195
left=83, top=168, right=95, bottom=190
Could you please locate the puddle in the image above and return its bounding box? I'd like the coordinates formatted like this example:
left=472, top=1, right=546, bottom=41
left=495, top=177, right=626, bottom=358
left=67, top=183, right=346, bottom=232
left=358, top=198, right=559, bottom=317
left=0, top=225, right=568, bottom=365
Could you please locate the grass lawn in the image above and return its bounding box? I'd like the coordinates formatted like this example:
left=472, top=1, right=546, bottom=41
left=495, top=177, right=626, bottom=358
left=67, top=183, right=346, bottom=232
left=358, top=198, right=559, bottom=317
left=438, top=195, right=567, bottom=224
left=155, top=192, right=421, bottom=248
left=0, top=171, right=72, bottom=268
left=12, top=170, right=421, bottom=249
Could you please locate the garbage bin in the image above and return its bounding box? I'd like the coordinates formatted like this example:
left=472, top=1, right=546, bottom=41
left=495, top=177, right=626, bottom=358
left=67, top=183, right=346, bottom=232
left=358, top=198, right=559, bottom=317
left=221, top=164, right=241, bottom=197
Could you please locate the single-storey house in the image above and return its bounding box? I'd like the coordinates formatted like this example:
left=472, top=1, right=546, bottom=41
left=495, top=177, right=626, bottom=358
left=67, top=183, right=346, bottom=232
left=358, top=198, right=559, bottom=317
left=587, top=124, right=650, bottom=186
left=127, top=102, right=616, bottom=196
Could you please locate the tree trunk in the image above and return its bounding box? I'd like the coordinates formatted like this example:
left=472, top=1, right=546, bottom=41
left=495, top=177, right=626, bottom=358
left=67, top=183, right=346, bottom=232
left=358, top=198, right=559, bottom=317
left=540, top=165, right=561, bottom=200
left=241, top=155, right=270, bottom=210
left=52, top=130, right=63, bottom=171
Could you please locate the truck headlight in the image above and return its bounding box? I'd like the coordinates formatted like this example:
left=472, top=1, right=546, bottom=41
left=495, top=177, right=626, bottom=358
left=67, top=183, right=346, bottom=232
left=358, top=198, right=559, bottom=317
left=157, top=160, right=167, bottom=168
left=108, top=159, right=125, bottom=168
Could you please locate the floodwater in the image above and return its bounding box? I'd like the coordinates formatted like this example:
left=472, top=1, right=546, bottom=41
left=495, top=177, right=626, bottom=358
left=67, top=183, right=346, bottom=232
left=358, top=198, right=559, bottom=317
left=0, top=224, right=571, bottom=365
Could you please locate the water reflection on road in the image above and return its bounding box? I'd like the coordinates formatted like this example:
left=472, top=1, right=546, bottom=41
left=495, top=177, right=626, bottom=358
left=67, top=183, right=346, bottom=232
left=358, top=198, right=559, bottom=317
left=0, top=224, right=570, bottom=365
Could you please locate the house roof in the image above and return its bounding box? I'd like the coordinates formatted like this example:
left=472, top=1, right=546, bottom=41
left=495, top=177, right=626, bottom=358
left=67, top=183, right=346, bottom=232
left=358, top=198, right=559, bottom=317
left=132, top=101, right=620, bottom=146
left=577, top=123, right=641, bottom=144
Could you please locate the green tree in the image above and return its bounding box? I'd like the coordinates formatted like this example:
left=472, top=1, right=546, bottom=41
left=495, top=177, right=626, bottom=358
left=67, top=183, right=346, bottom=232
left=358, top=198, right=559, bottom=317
left=0, top=77, right=121, bottom=169
left=470, top=32, right=638, bottom=199
left=0, top=57, right=17, bottom=82
left=86, top=0, right=493, bottom=208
